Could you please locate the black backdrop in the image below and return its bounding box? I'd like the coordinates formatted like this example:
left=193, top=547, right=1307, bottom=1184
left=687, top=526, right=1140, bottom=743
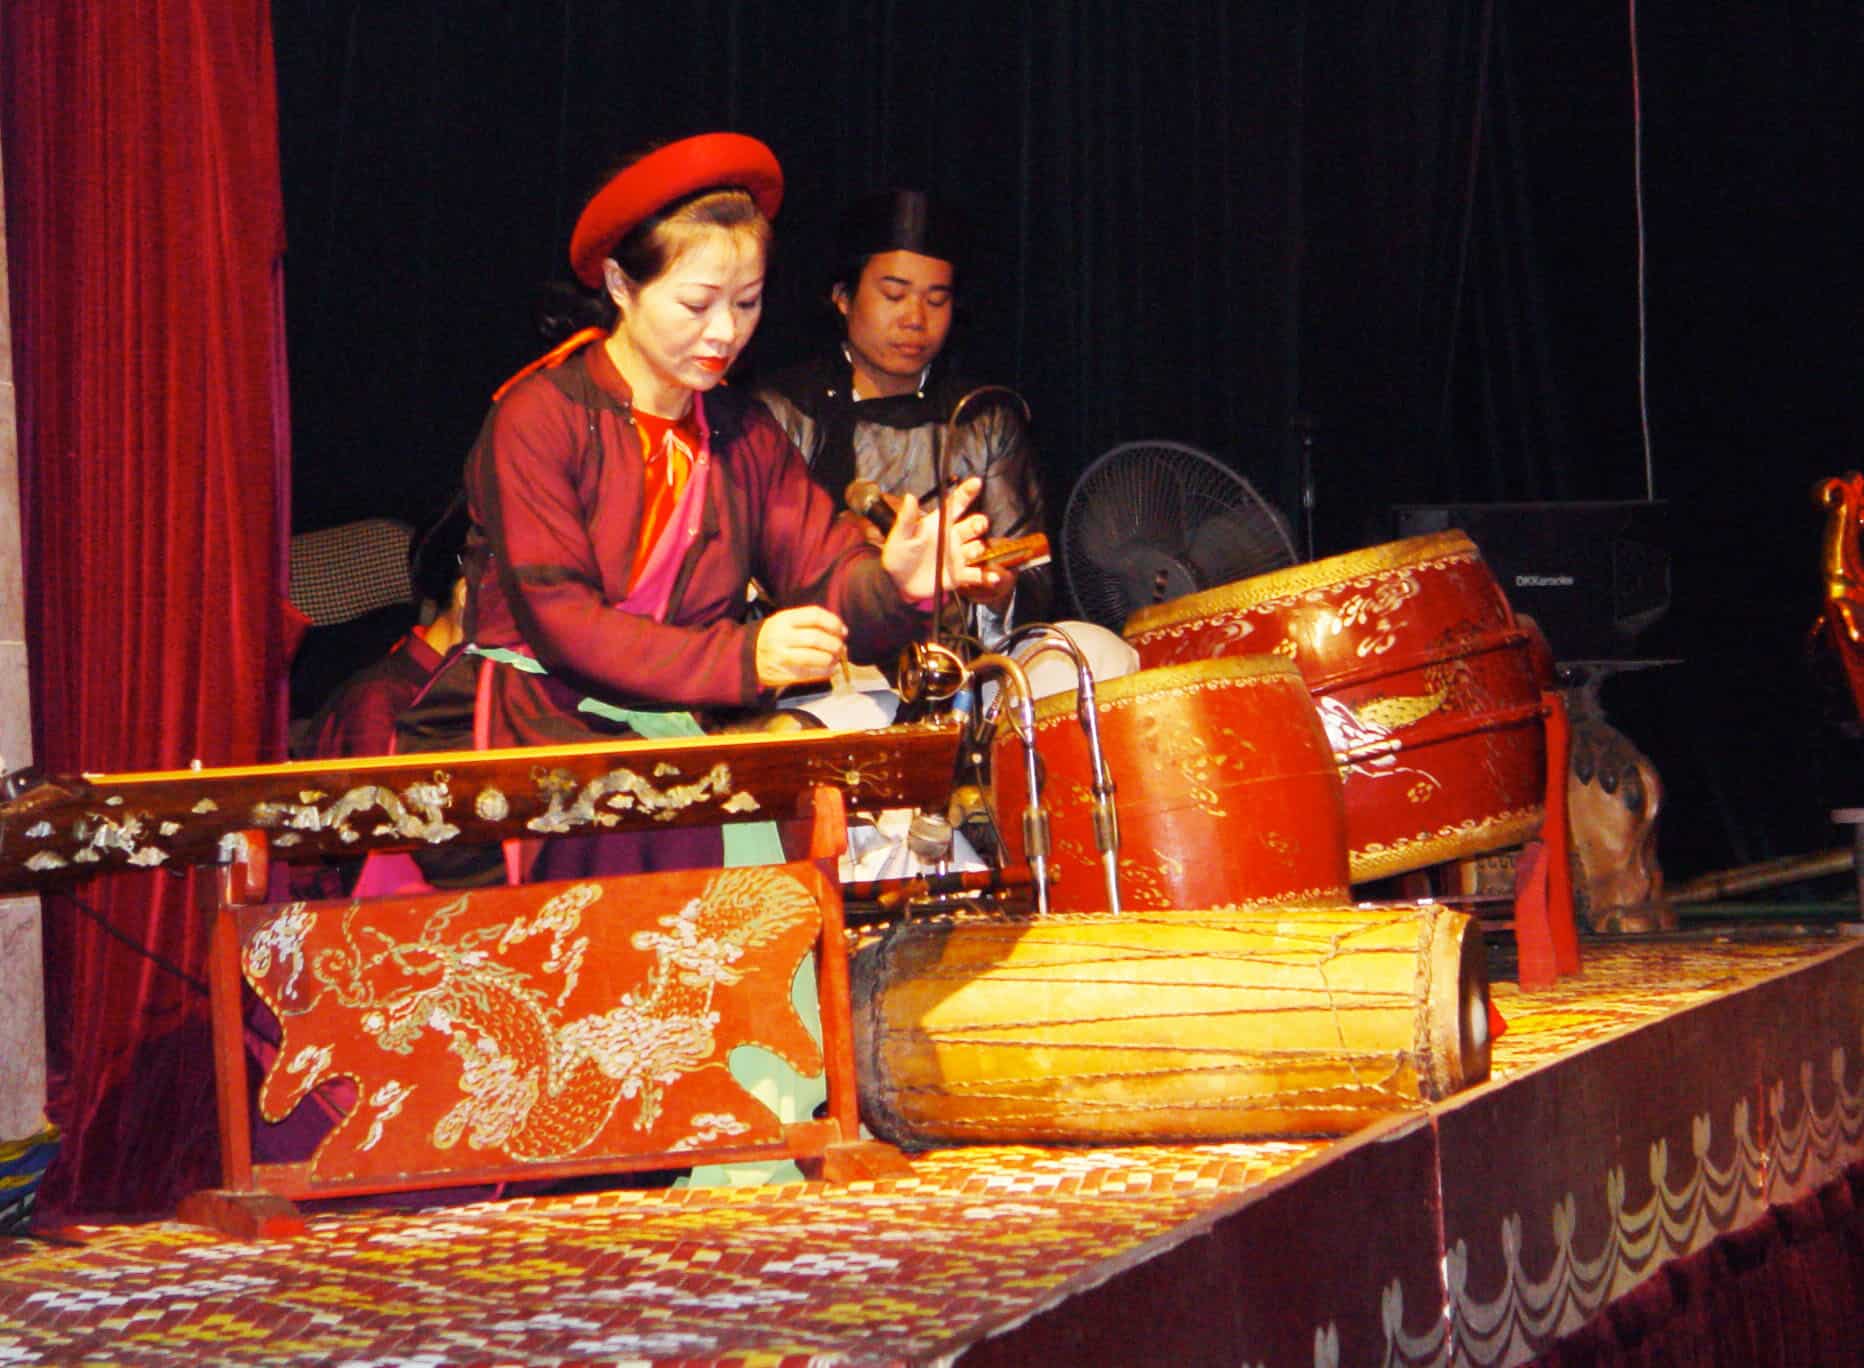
left=274, top=1, right=1860, bottom=883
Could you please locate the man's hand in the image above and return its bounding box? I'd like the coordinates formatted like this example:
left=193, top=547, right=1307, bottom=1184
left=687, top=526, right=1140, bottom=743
left=855, top=492, right=900, bottom=548
left=959, top=571, right=1016, bottom=610
left=881, top=476, right=1006, bottom=605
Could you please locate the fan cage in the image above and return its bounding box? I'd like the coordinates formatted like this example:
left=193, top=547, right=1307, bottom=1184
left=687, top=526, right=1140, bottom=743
left=1061, top=440, right=1296, bottom=630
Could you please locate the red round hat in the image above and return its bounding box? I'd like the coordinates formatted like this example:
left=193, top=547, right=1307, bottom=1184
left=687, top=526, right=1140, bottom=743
left=569, top=132, right=784, bottom=287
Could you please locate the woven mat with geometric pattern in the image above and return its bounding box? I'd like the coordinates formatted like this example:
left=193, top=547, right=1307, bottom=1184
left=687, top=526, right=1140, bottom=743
left=0, top=932, right=1842, bottom=1367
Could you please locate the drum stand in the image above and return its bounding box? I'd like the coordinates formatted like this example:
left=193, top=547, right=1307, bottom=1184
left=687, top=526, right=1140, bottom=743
left=1411, top=688, right=1582, bottom=988
left=1509, top=688, right=1582, bottom=987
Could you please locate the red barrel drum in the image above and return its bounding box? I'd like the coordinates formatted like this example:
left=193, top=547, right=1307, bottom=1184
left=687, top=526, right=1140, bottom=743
left=991, top=655, right=1350, bottom=911
left=1122, top=531, right=1546, bottom=882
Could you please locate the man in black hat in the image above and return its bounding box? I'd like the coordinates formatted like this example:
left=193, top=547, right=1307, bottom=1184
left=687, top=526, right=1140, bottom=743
left=758, top=189, right=1051, bottom=644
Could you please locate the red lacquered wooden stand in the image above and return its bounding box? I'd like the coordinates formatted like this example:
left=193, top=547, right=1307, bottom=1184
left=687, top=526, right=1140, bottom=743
left=1511, top=689, right=1581, bottom=988
left=183, top=784, right=908, bottom=1237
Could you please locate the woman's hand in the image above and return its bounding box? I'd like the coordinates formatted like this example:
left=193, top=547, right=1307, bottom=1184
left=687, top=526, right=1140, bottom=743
left=880, top=476, right=1006, bottom=606
left=755, top=605, right=849, bottom=688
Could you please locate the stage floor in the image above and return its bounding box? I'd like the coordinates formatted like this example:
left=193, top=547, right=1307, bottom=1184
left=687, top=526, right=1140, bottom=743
left=3, top=923, right=1862, bottom=1366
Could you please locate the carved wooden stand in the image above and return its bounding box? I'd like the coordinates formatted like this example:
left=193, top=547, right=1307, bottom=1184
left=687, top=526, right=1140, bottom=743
left=181, top=785, right=908, bottom=1238
left=1510, top=690, right=1581, bottom=988
left=1412, top=688, right=1581, bottom=989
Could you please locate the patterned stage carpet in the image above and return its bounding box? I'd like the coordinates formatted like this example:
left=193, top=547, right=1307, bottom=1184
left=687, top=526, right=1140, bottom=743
left=0, top=929, right=1852, bottom=1366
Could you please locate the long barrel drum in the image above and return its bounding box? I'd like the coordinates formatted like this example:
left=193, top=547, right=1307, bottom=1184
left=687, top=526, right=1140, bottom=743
left=853, top=901, right=1492, bottom=1146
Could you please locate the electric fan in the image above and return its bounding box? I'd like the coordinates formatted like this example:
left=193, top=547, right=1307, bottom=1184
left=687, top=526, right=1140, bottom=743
left=1061, top=440, right=1299, bottom=631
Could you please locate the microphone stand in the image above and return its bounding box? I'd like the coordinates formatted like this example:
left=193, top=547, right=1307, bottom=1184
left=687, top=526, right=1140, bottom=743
left=1290, top=411, right=1318, bottom=561
left=895, top=641, right=1050, bottom=916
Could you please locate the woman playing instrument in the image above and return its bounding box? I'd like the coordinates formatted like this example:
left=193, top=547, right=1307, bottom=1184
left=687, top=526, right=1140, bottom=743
left=460, top=133, right=1003, bottom=880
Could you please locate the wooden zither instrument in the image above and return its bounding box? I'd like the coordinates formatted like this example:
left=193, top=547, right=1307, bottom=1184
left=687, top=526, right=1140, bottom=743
left=1, top=724, right=970, bottom=1222
left=1124, top=531, right=1547, bottom=882
left=853, top=901, right=1492, bottom=1147
left=0, top=723, right=966, bottom=894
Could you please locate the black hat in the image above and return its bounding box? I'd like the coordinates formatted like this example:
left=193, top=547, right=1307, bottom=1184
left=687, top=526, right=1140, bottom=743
left=835, top=189, right=969, bottom=271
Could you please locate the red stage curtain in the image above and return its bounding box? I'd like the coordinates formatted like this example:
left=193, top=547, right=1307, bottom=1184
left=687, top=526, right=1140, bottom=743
left=0, top=1, right=289, bottom=1218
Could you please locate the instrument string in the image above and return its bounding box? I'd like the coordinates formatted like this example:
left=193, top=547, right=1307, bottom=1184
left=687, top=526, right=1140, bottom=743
left=55, top=886, right=209, bottom=996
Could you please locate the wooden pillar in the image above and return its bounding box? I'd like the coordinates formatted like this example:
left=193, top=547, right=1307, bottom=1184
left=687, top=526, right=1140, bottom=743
left=0, top=105, right=48, bottom=1149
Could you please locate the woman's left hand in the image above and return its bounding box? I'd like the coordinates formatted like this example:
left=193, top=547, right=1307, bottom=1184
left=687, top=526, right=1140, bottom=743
left=880, top=476, right=1006, bottom=606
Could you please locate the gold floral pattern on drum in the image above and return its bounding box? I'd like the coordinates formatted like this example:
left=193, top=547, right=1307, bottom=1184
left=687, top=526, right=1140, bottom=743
left=1124, top=535, right=1546, bottom=882
left=1047, top=670, right=1292, bottom=818
left=241, top=866, right=828, bottom=1184
left=1152, top=717, right=1258, bottom=818
left=999, top=657, right=1352, bottom=912
left=1099, top=849, right=1180, bottom=909
left=1121, top=534, right=1484, bottom=647
left=1324, top=575, right=1425, bottom=659
left=1350, top=690, right=1449, bottom=733
left=1126, top=562, right=1478, bottom=666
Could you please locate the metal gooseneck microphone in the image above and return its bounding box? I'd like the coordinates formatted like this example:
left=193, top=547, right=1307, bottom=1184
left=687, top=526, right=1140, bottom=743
left=886, top=384, right=1047, bottom=898
left=934, top=383, right=1030, bottom=654
left=859, top=385, right=1032, bottom=663
left=929, top=419, right=951, bottom=658
left=965, top=652, right=1049, bottom=915
left=948, top=384, right=1031, bottom=429
left=895, top=641, right=1051, bottom=916
left=998, top=624, right=1121, bottom=912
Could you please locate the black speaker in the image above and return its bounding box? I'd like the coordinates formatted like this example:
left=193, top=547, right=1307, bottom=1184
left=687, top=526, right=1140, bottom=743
left=1391, top=501, right=1671, bottom=662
